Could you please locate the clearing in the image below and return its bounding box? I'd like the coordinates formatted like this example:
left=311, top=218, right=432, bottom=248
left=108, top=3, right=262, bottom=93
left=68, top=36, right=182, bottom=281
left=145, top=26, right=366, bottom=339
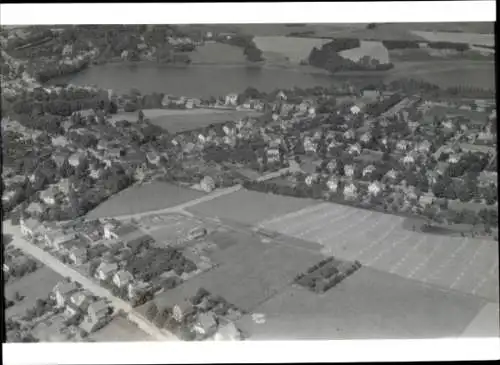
left=186, top=188, right=322, bottom=226
left=5, top=266, right=64, bottom=318
left=86, top=181, right=205, bottom=219
left=236, top=266, right=488, bottom=340
left=253, top=36, right=331, bottom=65
left=259, top=201, right=499, bottom=302
left=144, top=108, right=262, bottom=134
left=338, top=40, right=390, bottom=64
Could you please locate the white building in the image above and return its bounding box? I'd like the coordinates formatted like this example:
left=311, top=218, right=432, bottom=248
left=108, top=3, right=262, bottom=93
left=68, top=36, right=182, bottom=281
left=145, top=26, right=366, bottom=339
left=326, top=177, right=339, bottom=192
left=200, top=176, right=216, bottom=193
left=368, top=181, right=382, bottom=196
left=344, top=164, right=355, bottom=178
left=343, top=183, right=358, bottom=200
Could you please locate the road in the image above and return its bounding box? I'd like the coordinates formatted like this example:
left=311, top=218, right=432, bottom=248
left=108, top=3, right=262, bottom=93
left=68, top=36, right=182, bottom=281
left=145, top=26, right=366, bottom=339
left=3, top=220, right=176, bottom=341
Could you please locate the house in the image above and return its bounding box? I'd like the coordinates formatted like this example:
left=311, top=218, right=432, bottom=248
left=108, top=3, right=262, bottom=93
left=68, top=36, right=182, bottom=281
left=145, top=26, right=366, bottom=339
left=213, top=322, right=242, bottom=341
left=266, top=147, right=280, bottom=163
left=303, top=137, right=317, bottom=153
left=225, top=93, right=239, bottom=106
left=326, top=177, right=339, bottom=193
left=361, top=89, right=381, bottom=101
left=348, top=143, right=362, bottom=156
left=25, top=202, right=44, bottom=216
left=127, top=281, right=150, bottom=300
left=368, top=181, right=383, bottom=196
left=40, top=188, right=57, bottom=205
left=95, top=262, right=118, bottom=281
left=448, top=154, right=461, bottom=164
left=20, top=217, right=41, bottom=238
left=173, top=301, right=195, bottom=322
left=402, top=154, right=415, bottom=166
left=350, top=105, right=361, bottom=115
left=276, top=90, right=287, bottom=101
left=113, top=270, right=133, bottom=288
left=360, top=132, right=372, bottom=144
left=344, top=164, right=355, bottom=178
left=146, top=151, right=161, bottom=165
left=69, top=290, right=91, bottom=312
left=44, top=231, right=76, bottom=250
left=343, top=183, right=358, bottom=200
left=57, top=179, right=71, bottom=195
left=415, top=140, right=431, bottom=154
left=188, top=227, right=207, bottom=240
left=52, top=151, right=70, bottom=168
left=200, top=176, right=216, bottom=193
left=326, top=160, right=337, bottom=173
left=343, top=129, right=356, bottom=141
left=396, top=140, right=410, bottom=153
left=107, top=147, right=123, bottom=159
left=87, top=300, right=110, bottom=325
left=53, top=281, right=79, bottom=307
left=362, top=164, right=376, bottom=178
left=68, top=151, right=86, bottom=167
left=2, top=190, right=16, bottom=204
left=384, top=169, right=399, bottom=182
left=193, top=312, right=218, bottom=337
left=69, top=247, right=88, bottom=265
left=51, top=135, right=69, bottom=147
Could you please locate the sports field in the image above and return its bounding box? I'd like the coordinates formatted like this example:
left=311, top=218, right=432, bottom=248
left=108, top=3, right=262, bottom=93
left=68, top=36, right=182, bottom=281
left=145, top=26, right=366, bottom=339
left=259, top=202, right=499, bottom=302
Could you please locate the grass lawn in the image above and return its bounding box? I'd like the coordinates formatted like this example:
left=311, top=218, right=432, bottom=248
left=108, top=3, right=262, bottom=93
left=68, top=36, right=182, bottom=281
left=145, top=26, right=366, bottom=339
left=86, top=181, right=206, bottom=219
left=5, top=266, right=64, bottom=318
left=187, top=188, right=321, bottom=226
left=236, top=266, right=487, bottom=340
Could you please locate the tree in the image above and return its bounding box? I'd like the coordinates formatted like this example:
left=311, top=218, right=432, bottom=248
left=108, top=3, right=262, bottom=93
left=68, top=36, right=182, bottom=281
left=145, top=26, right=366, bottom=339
left=153, top=308, right=170, bottom=328
left=145, top=302, right=158, bottom=321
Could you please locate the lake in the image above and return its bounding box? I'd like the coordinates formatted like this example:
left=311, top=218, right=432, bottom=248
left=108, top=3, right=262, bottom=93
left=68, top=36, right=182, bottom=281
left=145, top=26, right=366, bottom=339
left=51, top=61, right=495, bottom=98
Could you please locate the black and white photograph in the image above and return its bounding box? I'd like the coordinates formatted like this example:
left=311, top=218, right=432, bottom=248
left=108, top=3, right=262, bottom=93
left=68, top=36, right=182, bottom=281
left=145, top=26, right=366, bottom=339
left=1, top=1, right=498, bottom=364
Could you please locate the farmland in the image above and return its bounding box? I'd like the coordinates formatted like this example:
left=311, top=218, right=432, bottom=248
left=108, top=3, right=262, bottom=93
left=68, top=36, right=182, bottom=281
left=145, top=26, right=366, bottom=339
left=144, top=108, right=262, bottom=134
left=259, top=202, right=499, bottom=302
left=338, top=40, right=390, bottom=64
left=410, top=31, right=495, bottom=47
left=86, top=181, right=205, bottom=219
left=189, top=43, right=247, bottom=65
left=5, top=266, right=64, bottom=318
left=253, top=36, right=331, bottom=65
left=235, top=266, right=488, bottom=340
left=88, top=316, right=155, bottom=342
left=186, top=188, right=322, bottom=226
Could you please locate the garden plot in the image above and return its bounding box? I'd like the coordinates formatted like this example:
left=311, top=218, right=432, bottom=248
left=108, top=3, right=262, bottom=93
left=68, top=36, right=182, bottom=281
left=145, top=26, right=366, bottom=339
left=260, top=202, right=499, bottom=301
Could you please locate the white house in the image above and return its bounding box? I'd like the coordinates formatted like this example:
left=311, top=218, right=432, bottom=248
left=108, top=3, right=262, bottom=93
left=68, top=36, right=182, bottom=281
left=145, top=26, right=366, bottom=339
left=326, top=160, right=337, bottom=173
left=303, top=137, right=317, bottom=153
left=343, top=129, right=356, bottom=141
left=20, top=218, right=41, bottom=238
left=368, top=181, right=383, bottom=196
left=68, top=152, right=85, bottom=167
left=362, top=164, right=376, bottom=178
left=326, top=177, right=339, bottom=192
left=396, top=140, right=410, bottom=153
left=344, top=164, right=355, bottom=178
left=53, top=281, right=79, bottom=308
left=40, top=188, right=57, bottom=205
left=348, top=143, right=362, bottom=156
left=276, top=90, right=287, bottom=101
left=95, top=262, right=118, bottom=281
left=200, top=176, right=216, bottom=193
left=448, top=154, right=461, bottom=164
left=343, top=183, right=358, bottom=200
left=193, top=312, right=218, bottom=337
left=213, top=322, right=242, bottom=341
left=360, top=132, right=372, bottom=144
left=225, top=93, right=239, bottom=106
left=113, top=270, right=133, bottom=288
left=350, top=105, right=361, bottom=115
left=402, top=154, right=415, bottom=165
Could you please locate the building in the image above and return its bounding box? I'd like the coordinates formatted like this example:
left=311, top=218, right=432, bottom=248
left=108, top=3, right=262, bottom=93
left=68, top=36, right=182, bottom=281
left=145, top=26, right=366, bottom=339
left=326, top=177, right=339, bottom=193
left=200, top=176, right=216, bottom=193
left=53, top=281, right=79, bottom=307
left=26, top=201, right=44, bottom=216
left=20, top=217, right=41, bottom=238
left=225, top=93, right=239, bottom=106
left=193, top=312, right=218, bottom=337
left=40, top=188, right=57, bottom=205
left=69, top=290, right=92, bottom=312
left=362, top=164, right=376, bottom=178
left=348, top=143, right=362, bottom=156
left=69, top=247, right=88, bottom=265
left=368, top=181, right=383, bottom=196
left=188, top=227, right=207, bottom=240
left=344, top=164, right=355, bottom=178
left=87, top=300, right=110, bottom=326
left=44, top=231, right=76, bottom=250
left=276, top=90, right=287, bottom=101
left=343, top=183, right=358, bottom=200
left=113, top=270, right=133, bottom=288
left=173, top=301, right=195, bottom=322
left=213, top=322, right=243, bottom=341
left=326, top=160, right=337, bottom=173
left=95, top=262, right=118, bottom=281
left=146, top=151, right=161, bottom=165
left=350, top=105, right=361, bottom=115
left=68, top=151, right=86, bottom=167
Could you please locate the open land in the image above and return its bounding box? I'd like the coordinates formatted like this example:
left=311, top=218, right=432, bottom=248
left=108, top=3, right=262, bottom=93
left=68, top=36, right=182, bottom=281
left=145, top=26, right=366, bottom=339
left=88, top=316, right=155, bottom=342
left=258, top=201, right=499, bottom=302
left=235, top=266, right=489, bottom=340
left=253, top=36, right=331, bottom=65
left=5, top=266, right=64, bottom=318
left=189, top=43, right=247, bottom=65
left=461, top=302, right=500, bottom=338
left=186, top=189, right=322, bottom=225
left=410, top=30, right=495, bottom=47
left=143, top=108, right=263, bottom=134
left=86, top=181, right=206, bottom=219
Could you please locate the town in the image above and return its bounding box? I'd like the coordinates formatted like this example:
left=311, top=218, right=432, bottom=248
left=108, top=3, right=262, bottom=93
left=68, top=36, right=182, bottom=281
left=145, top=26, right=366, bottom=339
left=2, top=23, right=498, bottom=343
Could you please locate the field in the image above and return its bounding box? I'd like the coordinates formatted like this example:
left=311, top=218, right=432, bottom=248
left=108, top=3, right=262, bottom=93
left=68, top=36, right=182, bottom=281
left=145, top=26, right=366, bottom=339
left=88, top=316, right=154, bottom=342
left=144, top=108, right=262, bottom=134
left=86, top=181, right=205, bottom=219
left=253, top=36, right=331, bottom=65
left=138, top=227, right=324, bottom=314
left=236, top=266, right=488, bottom=340
left=189, top=43, right=247, bottom=65
left=461, top=303, right=500, bottom=337
left=259, top=202, right=499, bottom=302
left=139, top=214, right=208, bottom=245
left=5, top=266, right=64, bottom=318
left=186, top=188, right=322, bottom=226
left=410, top=31, right=495, bottom=47
left=338, top=40, right=390, bottom=64
left=426, top=106, right=490, bottom=122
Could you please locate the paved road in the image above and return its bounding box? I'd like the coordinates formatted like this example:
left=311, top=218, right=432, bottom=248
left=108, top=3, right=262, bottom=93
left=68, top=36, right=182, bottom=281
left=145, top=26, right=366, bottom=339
left=3, top=221, right=175, bottom=341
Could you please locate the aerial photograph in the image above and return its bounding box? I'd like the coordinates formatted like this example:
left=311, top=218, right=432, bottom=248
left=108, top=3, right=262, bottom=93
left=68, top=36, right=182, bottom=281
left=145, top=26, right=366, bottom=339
left=1, top=19, right=498, bottom=345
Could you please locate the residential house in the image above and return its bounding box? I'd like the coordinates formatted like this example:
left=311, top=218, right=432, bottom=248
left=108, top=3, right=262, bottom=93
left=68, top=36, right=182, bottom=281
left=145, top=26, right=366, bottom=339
left=20, top=217, right=41, bottom=238
left=402, top=154, right=415, bottom=166
left=415, top=140, right=431, bottom=154
left=53, top=280, right=79, bottom=307
left=69, top=247, right=88, bottom=265
left=266, top=147, right=280, bottom=163
left=276, top=90, right=287, bottom=101
left=25, top=202, right=44, bottom=217
left=344, top=164, right=355, bottom=178
left=95, top=262, right=118, bottom=281
left=40, top=188, right=57, bottom=205
left=107, top=147, right=123, bottom=159
left=396, top=140, right=410, bottom=153
left=51, top=135, right=69, bottom=147
left=52, top=151, right=70, bottom=168
left=200, top=176, right=216, bottom=193
left=173, top=301, right=195, bottom=322
left=44, top=231, right=77, bottom=250
left=127, top=281, right=150, bottom=301
left=213, top=322, right=242, bottom=341
left=225, top=93, right=239, bottom=106
left=360, top=132, right=372, bottom=144
left=2, top=190, right=16, bottom=205
left=448, top=154, right=461, bottom=164
left=112, top=270, right=133, bottom=288
left=326, top=177, right=339, bottom=193
left=57, top=179, right=71, bottom=195
left=362, top=164, right=376, bottom=178
left=69, top=290, right=92, bottom=313
left=146, top=151, right=161, bottom=165
left=193, top=312, right=218, bottom=337
left=343, top=183, right=358, bottom=200
left=368, top=181, right=383, bottom=196
left=102, top=220, right=122, bottom=240
left=326, top=160, right=337, bottom=173
left=87, top=300, right=110, bottom=327
left=68, top=151, right=86, bottom=167
left=303, top=137, right=317, bottom=153
left=305, top=173, right=319, bottom=187
left=350, top=105, right=361, bottom=115
left=348, top=143, right=362, bottom=156
left=343, top=129, right=356, bottom=141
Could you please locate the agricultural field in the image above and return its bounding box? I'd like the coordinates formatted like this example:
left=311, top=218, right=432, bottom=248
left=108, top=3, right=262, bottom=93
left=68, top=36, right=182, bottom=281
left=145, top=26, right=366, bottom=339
left=88, top=316, right=155, bottom=342
left=140, top=214, right=209, bottom=246
left=259, top=202, right=499, bottom=302
left=426, top=105, right=490, bottom=122
left=144, top=108, right=262, bottom=134
left=86, top=181, right=205, bottom=219
left=189, top=43, right=247, bottom=65
left=460, top=303, right=500, bottom=337
left=410, top=30, right=495, bottom=47
left=236, top=266, right=489, bottom=340
left=338, top=40, right=390, bottom=64
left=5, top=266, right=64, bottom=318
left=253, top=36, right=331, bottom=65
left=186, top=188, right=322, bottom=226
left=138, top=227, right=324, bottom=314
